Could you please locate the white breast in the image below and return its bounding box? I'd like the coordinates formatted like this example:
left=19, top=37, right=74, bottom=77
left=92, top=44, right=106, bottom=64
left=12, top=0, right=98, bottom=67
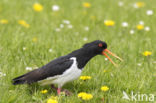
left=38, top=57, right=82, bottom=88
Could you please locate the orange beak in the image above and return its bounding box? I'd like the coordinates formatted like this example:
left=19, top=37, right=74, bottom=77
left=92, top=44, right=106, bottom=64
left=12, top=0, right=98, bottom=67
left=102, top=49, right=123, bottom=67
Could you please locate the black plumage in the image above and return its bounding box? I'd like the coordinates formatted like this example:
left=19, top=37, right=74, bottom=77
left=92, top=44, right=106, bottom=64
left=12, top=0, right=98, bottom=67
left=12, top=40, right=107, bottom=85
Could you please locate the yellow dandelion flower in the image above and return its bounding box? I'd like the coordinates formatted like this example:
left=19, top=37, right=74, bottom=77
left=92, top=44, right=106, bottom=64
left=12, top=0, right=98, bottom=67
left=50, top=96, right=58, bottom=100
left=90, top=16, right=96, bottom=20
left=135, top=2, right=145, bottom=8
left=33, top=3, right=43, bottom=12
left=136, top=24, right=144, bottom=30
left=80, top=76, right=91, bottom=80
left=83, top=2, right=91, bottom=8
left=101, top=86, right=109, bottom=92
left=47, top=99, right=58, bottom=103
left=103, top=69, right=107, bottom=73
left=104, top=20, right=115, bottom=26
left=78, top=92, right=93, bottom=100
left=40, top=89, right=48, bottom=94
left=32, top=37, right=38, bottom=42
left=0, top=19, right=8, bottom=24
left=18, top=20, right=30, bottom=28
left=142, top=51, right=152, bottom=56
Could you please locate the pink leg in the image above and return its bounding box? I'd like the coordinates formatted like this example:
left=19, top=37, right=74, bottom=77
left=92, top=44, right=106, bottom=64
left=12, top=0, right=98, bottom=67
left=57, top=88, right=61, bottom=95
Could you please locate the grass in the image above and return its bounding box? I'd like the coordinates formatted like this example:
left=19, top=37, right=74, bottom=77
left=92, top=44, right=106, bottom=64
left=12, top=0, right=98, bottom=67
left=0, top=0, right=156, bottom=103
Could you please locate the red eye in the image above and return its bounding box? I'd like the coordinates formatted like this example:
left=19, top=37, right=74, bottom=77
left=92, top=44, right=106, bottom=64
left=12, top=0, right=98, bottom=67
left=98, top=43, right=103, bottom=47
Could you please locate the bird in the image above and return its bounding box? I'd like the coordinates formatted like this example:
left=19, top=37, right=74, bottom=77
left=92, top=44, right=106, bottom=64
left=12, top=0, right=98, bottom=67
left=12, top=40, right=123, bottom=95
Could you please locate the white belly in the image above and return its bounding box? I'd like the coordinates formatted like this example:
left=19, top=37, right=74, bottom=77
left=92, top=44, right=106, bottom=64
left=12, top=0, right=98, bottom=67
left=38, top=57, right=82, bottom=88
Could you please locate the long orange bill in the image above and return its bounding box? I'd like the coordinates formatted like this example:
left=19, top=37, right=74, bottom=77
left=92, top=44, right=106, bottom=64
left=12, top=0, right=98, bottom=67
left=102, top=49, right=123, bottom=66
left=104, top=49, right=123, bottom=61
left=102, top=52, right=118, bottom=67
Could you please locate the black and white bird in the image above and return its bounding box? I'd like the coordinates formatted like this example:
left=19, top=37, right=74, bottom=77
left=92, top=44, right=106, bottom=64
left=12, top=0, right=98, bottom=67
left=12, top=40, right=123, bottom=95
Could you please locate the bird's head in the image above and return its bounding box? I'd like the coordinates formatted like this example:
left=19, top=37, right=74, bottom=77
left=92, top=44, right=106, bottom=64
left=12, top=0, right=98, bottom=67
left=83, top=40, right=123, bottom=66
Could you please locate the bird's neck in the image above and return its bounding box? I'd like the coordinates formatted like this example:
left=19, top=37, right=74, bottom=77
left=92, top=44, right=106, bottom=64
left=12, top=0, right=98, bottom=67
left=69, top=48, right=97, bottom=69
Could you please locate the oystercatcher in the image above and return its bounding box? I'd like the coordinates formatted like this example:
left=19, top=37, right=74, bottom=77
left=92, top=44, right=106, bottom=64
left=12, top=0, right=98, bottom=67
left=12, top=40, right=122, bottom=95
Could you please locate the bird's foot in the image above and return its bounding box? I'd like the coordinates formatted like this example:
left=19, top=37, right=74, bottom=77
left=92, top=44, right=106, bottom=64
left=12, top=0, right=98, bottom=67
left=51, top=84, right=57, bottom=90
left=62, top=89, right=72, bottom=96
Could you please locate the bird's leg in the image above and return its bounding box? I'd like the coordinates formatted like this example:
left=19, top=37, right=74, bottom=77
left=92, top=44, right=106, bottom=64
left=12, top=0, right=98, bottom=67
left=57, top=88, right=61, bottom=95
left=51, top=84, right=57, bottom=90
left=62, top=89, right=72, bottom=96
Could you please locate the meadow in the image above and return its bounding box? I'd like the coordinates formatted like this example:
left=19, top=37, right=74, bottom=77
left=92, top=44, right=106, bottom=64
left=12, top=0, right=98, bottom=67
left=0, top=0, right=156, bottom=103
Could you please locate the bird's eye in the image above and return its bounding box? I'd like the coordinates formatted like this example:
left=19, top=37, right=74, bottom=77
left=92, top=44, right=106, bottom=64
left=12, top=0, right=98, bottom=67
left=98, top=43, right=103, bottom=47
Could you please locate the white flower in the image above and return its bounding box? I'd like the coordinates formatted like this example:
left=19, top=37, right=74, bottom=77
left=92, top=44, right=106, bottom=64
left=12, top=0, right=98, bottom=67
left=52, top=5, right=60, bottom=11
left=105, top=58, right=108, bottom=61
left=139, top=21, right=144, bottom=25
left=130, top=30, right=134, bottom=34
left=122, top=22, right=128, bottom=27
left=133, top=4, right=138, bottom=8
left=60, top=24, right=64, bottom=28
left=118, top=1, right=124, bottom=7
left=67, top=24, right=73, bottom=29
left=144, top=26, right=150, bottom=31
left=83, top=37, right=88, bottom=41
left=23, top=47, right=26, bottom=51
left=49, top=48, right=53, bottom=52
left=146, top=10, right=153, bottom=15
left=25, top=67, right=33, bottom=71
left=63, top=20, right=70, bottom=24
left=84, top=26, right=89, bottom=31
left=0, top=72, right=6, bottom=77
left=137, top=63, right=142, bottom=66
left=55, top=28, right=60, bottom=32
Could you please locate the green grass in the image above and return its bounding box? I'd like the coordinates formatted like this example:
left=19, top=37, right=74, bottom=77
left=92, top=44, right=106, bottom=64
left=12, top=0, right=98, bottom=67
left=0, top=0, right=156, bottom=103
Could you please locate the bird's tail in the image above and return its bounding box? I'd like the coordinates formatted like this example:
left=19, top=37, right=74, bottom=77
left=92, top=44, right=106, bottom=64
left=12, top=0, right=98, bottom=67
left=12, top=74, right=27, bottom=85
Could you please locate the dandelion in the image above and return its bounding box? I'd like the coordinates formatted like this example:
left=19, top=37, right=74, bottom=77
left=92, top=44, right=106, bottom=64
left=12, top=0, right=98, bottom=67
left=90, top=16, right=96, bottom=20
left=104, top=20, right=115, bottom=26
left=134, top=2, right=145, bottom=8
left=78, top=92, right=93, bottom=100
left=32, top=37, right=37, bottom=42
left=40, top=89, right=48, bottom=94
left=33, top=3, right=43, bottom=12
left=146, top=10, right=153, bottom=16
left=18, top=20, right=30, bottom=28
left=80, top=76, right=91, bottom=80
left=101, top=86, right=109, bottom=92
left=52, top=5, right=60, bottom=11
left=47, top=99, right=58, bottom=103
left=0, top=19, right=8, bottom=24
left=142, top=51, right=152, bottom=56
left=122, top=22, right=128, bottom=27
left=83, top=37, right=88, bottom=41
left=144, top=26, right=150, bottom=31
left=136, top=24, right=144, bottom=30
left=83, top=2, right=91, bottom=8
left=25, top=67, right=33, bottom=71
left=103, top=69, right=107, bottom=73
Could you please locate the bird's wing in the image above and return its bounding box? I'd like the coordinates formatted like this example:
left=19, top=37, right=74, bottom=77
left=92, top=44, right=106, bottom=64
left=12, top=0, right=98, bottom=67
left=12, top=56, right=74, bottom=84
